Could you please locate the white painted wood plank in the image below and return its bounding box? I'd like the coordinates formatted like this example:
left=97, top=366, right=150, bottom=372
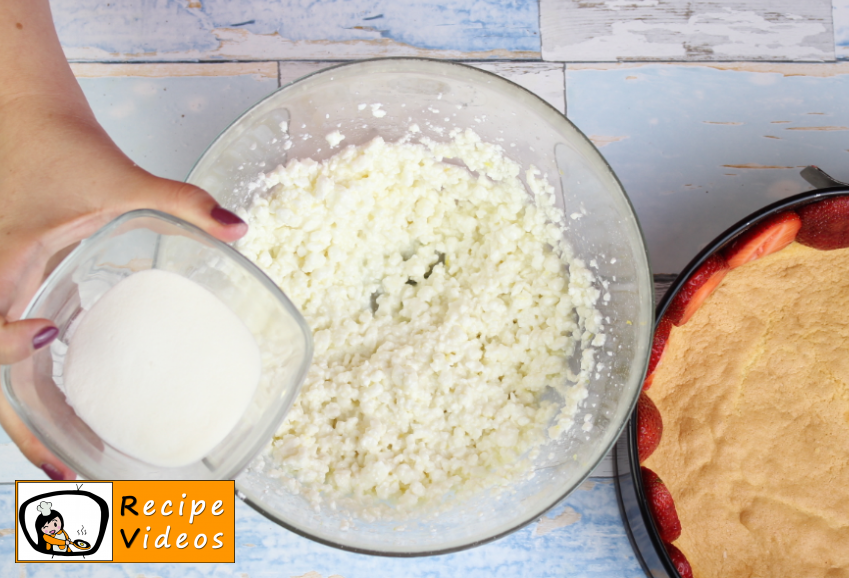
left=568, top=61, right=849, bottom=76
left=279, top=61, right=566, bottom=113
left=0, top=429, right=47, bottom=482
left=541, top=0, right=835, bottom=62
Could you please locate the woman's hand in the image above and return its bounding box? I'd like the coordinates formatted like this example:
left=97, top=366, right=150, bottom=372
left=0, top=0, right=248, bottom=480
left=0, top=104, right=248, bottom=481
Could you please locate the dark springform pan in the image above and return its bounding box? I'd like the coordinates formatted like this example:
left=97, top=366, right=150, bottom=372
left=613, top=166, right=849, bottom=577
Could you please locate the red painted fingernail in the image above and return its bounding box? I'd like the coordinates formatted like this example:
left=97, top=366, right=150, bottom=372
left=211, top=206, right=245, bottom=226
left=32, top=327, right=59, bottom=350
left=42, top=463, right=66, bottom=480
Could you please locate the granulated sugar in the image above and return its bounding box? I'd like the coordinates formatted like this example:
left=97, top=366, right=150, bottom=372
left=62, top=269, right=262, bottom=468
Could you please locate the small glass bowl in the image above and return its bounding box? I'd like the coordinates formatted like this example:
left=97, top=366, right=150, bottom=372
left=2, top=209, right=313, bottom=480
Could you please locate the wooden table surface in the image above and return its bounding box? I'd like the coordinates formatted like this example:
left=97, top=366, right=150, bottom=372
left=3, top=0, right=849, bottom=575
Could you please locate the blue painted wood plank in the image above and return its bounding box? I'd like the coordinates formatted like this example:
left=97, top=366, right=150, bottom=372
left=0, top=430, right=47, bottom=482
left=566, top=62, right=849, bottom=274
left=77, top=68, right=280, bottom=181
left=836, top=0, right=849, bottom=60
left=52, top=0, right=540, bottom=61
left=0, top=480, right=641, bottom=577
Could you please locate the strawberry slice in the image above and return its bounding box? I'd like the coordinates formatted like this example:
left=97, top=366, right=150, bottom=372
left=723, top=211, right=801, bottom=269
left=643, top=316, right=672, bottom=390
left=664, top=542, right=694, bottom=578
left=665, top=254, right=729, bottom=327
left=637, top=392, right=663, bottom=461
left=641, top=466, right=681, bottom=543
left=797, top=196, right=849, bottom=250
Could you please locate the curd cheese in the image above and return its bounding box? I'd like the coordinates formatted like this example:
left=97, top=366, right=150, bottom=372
left=236, top=129, right=602, bottom=509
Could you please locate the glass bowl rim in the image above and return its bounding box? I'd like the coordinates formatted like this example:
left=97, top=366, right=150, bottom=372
left=193, top=57, right=654, bottom=556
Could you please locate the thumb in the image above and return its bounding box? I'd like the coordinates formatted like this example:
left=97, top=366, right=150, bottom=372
left=129, top=175, right=248, bottom=244
left=0, top=317, right=76, bottom=480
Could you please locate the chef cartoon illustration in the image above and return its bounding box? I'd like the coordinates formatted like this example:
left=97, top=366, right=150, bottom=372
left=34, top=501, right=71, bottom=553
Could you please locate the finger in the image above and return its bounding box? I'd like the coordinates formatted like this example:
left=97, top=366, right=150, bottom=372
left=132, top=176, right=248, bottom=243
left=0, top=392, right=76, bottom=480
left=0, top=317, right=76, bottom=480
left=0, top=318, right=58, bottom=366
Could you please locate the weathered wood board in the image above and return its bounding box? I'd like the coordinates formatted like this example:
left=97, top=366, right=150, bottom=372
left=54, top=0, right=540, bottom=61
left=542, top=0, right=835, bottom=62
left=566, top=62, right=849, bottom=273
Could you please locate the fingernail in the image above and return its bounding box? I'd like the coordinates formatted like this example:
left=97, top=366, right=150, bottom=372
left=32, top=327, right=59, bottom=350
left=42, top=463, right=66, bottom=481
left=211, top=206, right=245, bottom=227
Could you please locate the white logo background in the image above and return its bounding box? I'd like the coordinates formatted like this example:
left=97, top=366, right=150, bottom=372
left=16, top=482, right=113, bottom=562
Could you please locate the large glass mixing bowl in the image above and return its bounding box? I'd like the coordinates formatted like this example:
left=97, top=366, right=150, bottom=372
left=187, top=58, right=653, bottom=555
